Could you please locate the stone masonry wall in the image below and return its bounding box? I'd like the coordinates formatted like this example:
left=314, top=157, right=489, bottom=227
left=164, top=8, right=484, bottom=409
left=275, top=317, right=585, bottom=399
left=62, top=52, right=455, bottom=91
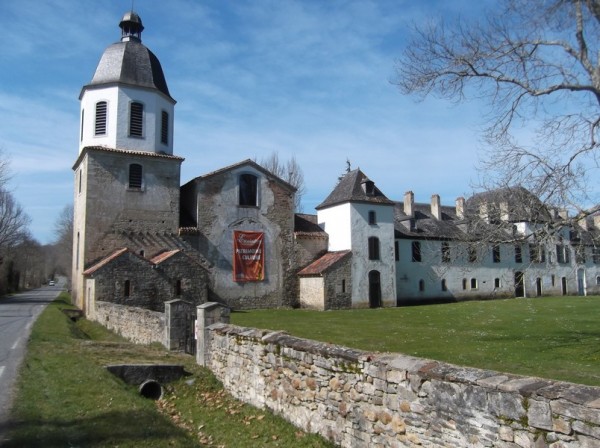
left=95, top=301, right=165, bottom=345
left=205, top=323, right=600, bottom=448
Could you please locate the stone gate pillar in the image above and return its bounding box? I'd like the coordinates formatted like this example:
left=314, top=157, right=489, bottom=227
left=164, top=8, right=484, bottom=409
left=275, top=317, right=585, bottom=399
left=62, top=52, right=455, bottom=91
left=196, top=302, right=230, bottom=366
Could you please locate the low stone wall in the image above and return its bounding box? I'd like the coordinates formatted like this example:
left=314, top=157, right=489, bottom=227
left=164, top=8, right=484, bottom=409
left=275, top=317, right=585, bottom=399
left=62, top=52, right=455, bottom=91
left=204, top=323, right=600, bottom=448
left=95, top=301, right=165, bottom=345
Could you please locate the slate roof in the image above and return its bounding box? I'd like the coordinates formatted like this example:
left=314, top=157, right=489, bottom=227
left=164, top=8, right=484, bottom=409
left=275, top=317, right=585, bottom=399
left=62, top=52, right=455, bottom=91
left=81, top=13, right=174, bottom=102
left=466, top=186, right=552, bottom=222
left=394, top=202, right=465, bottom=240
left=298, top=251, right=351, bottom=276
left=316, top=169, right=394, bottom=210
left=294, top=214, right=327, bottom=237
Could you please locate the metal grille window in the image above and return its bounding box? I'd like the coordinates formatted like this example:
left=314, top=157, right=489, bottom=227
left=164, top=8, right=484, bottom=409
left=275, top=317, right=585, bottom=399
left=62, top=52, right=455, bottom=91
left=161, top=111, right=169, bottom=145
left=129, top=163, right=143, bottom=189
left=95, top=101, right=107, bottom=135
left=129, top=102, right=144, bottom=137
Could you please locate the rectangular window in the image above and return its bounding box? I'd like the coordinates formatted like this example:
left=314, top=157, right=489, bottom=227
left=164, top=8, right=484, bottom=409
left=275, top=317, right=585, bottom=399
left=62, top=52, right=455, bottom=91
left=470, top=278, right=478, bottom=289
left=161, top=110, right=169, bottom=145
left=81, top=109, right=85, bottom=141
left=368, top=210, right=376, bottom=225
left=468, top=245, right=477, bottom=263
left=368, top=237, right=380, bottom=260
left=129, top=102, right=144, bottom=137
left=95, top=101, right=107, bottom=135
left=394, top=241, right=399, bottom=261
left=411, top=241, right=421, bottom=262
left=441, top=279, right=447, bottom=291
left=441, top=242, right=450, bottom=263
left=492, top=245, right=500, bottom=263
left=494, top=278, right=501, bottom=288
left=556, top=245, right=570, bottom=264
left=515, top=244, right=522, bottom=263
left=128, top=163, right=143, bottom=189
left=239, top=174, right=258, bottom=206
left=462, top=278, right=467, bottom=290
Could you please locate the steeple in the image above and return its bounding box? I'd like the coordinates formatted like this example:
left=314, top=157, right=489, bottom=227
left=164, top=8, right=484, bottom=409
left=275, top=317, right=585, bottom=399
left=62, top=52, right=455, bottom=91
left=119, top=11, right=144, bottom=42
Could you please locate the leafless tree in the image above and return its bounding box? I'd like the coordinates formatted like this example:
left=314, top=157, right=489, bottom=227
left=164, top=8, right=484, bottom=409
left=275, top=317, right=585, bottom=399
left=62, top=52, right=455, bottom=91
left=258, top=152, right=306, bottom=211
left=0, top=189, right=30, bottom=250
left=395, top=0, right=600, bottom=225
left=52, top=204, right=73, bottom=278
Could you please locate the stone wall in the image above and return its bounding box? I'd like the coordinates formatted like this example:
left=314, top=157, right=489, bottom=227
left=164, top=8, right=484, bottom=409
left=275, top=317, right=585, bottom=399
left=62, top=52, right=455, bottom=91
left=95, top=301, right=165, bottom=345
left=203, top=323, right=600, bottom=448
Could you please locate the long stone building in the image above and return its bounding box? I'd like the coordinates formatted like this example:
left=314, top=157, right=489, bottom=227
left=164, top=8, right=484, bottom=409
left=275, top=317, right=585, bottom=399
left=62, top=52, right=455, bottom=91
left=72, top=11, right=600, bottom=319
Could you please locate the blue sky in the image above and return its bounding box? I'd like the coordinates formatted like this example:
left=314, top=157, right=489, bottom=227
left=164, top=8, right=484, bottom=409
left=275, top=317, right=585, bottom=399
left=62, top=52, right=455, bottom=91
left=0, top=0, right=491, bottom=244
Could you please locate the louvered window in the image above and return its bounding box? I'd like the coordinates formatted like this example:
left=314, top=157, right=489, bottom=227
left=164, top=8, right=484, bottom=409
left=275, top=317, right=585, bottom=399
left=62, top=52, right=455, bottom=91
left=129, top=102, right=144, bottom=137
left=161, top=111, right=169, bottom=145
left=95, top=101, right=107, bottom=135
left=129, top=163, right=143, bottom=189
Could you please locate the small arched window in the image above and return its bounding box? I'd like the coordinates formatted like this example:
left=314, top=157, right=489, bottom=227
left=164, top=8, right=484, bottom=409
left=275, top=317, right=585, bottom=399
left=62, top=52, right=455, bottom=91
left=129, top=102, right=144, bottom=137
left=129, top=163, right=143, bottom=189
left=419, top=279, right=425, bottom=292
left=239, top=174, right=258, bottom=206
left=95, top=101, right=107, bottom=135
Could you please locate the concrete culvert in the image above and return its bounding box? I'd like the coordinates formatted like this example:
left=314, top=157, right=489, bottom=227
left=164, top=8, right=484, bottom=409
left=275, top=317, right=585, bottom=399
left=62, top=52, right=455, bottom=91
left=139, top=379, right=163, bottom=400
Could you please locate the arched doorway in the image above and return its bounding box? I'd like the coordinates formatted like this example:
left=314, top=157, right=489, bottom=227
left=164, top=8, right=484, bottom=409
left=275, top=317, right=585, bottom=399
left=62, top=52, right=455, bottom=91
left=368, top=270, right=381, bottom=308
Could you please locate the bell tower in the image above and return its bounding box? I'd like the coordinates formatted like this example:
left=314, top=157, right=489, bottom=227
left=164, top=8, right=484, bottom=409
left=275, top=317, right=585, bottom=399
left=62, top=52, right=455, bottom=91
left=72, top=11, right=182, bottom=310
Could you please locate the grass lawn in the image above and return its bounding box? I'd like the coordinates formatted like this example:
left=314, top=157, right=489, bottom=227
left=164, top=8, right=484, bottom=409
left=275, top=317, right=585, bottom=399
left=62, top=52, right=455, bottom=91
left=231, top=296, right=600, bottom=387
left=5, top=293, right=334, bottom=448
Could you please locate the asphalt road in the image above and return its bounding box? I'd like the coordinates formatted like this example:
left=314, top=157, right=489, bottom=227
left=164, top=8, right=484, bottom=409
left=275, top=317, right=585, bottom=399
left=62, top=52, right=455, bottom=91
left=0, top=284, right=62, bottom=443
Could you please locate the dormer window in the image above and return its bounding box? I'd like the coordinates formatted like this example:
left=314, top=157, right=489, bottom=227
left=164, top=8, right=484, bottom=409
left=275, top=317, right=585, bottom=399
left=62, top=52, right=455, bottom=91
left=95, top=101, right=107, bottom=136
left=239, top=173, right=258, bottom=206
left=129, top=102, right=144, bottom=137
left=363, top=180, right=375, bottom=196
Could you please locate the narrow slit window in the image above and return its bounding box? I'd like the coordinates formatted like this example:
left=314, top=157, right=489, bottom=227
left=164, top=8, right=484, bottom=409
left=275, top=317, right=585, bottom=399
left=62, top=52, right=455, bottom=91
left=161, top=110, right=169, bottom=145
left=129, top=102, right=144, bottom=137
left=124, top=280, right=131, bottom=297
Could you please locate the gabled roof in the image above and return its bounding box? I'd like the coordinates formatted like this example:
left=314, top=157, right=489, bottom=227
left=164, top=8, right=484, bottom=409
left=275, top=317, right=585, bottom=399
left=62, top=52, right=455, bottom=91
left=149, top=249, right=181, bottom=264
left=183, top=159, right=297, bottom=193
left=316, top=169, right=394, bottom=210
left=83, top=248, right=139, bottom=275
left=298, top=250, right=351, bottom=276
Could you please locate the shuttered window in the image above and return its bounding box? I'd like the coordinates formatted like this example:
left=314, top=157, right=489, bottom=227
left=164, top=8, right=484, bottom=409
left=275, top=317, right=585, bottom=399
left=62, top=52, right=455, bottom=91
left=129, top=163, right=143, bottom=189
left=95, top=101, right=107, bottom=135
left=161, top=111, right=169, bottom=145
left=129, top=102, right=144, bottom=137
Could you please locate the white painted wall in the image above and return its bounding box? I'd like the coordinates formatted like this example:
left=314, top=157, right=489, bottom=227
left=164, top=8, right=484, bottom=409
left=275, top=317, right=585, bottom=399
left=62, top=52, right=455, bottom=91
left=80, top=86, right=174, bottom=154
left=317, top=203, right=352, bottom=251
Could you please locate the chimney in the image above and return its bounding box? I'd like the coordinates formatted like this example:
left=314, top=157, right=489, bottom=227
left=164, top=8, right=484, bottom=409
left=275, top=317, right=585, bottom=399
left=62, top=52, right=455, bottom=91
left=431, top=194, right=441, bottom=220
left=500, top=201, right=510, bottom=222
left=456, top=197, right=465, bottom=220
left=594, top=215, right=600, bottom=230
left=404, top=191, right=414, bottom=217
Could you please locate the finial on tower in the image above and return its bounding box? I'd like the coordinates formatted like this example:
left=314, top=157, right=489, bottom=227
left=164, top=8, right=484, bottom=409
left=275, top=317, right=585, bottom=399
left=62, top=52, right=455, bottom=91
left=119, top=10, right=144, bottom=42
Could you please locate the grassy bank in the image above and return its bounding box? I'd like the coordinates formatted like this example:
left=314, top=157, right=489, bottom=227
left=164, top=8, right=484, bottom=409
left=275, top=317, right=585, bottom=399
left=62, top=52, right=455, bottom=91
left=232, top=296, right=600, bottom=386
left=4, top=294, right=333, bottom=447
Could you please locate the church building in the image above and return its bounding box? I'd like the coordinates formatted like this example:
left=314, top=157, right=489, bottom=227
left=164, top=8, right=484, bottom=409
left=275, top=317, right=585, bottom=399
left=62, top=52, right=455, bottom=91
left=73, top=11, right=600, bottom=329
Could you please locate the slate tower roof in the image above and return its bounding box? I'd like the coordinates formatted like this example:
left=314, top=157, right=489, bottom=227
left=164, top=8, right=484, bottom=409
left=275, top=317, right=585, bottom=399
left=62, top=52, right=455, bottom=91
left=80, top=11, right=174, bottom=102
left=316, top=169, right=394, bottom=210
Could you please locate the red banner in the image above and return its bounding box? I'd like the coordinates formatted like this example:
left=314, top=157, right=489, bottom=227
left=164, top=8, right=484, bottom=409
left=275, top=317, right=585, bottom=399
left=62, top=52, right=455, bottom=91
left=233, top=231, right=264, bottom=282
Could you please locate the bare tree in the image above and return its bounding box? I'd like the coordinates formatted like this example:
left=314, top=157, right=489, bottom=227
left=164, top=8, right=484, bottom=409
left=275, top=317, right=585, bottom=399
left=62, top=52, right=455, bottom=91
left=52, top=204, right=73, bottom=278
left=395, top=0, right=600, bottom=222
left=0, top=189, right=30, bottom=250
left=258, top=152, right=306, bottom=211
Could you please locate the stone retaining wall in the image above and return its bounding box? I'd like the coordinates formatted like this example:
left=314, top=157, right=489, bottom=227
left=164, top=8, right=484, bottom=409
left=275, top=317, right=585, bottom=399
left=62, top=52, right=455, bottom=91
left=204, top=323, right=600, bottom=448
left=95, top=301, right=165, bottom=345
